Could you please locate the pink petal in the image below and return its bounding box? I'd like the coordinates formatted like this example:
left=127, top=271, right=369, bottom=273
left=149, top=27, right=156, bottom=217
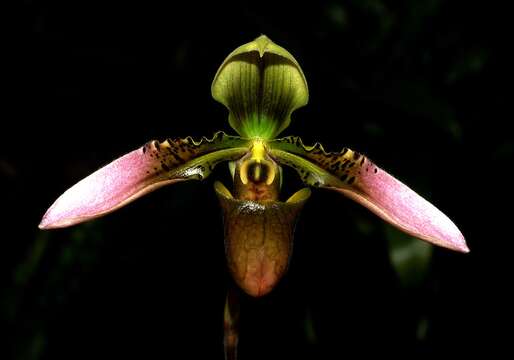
left=328, top=165, right=468, bottom=253
left=39, top=146, right=184, bottom=229
left=40, top=133, right=248, bottom=229
left=270, top=138, right=468, bottom=253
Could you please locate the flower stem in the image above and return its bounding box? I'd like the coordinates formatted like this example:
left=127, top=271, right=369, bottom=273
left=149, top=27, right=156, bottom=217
left=224, top=286, right=240, bottom=360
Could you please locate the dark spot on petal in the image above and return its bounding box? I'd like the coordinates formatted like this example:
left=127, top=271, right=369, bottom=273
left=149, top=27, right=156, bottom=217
left=348, top=176, right=355, bottom=185
left=162, top=163, right=170, bottom=172
left=170, top=151, right=185, bottom=164
left=329, top=161, right=340, bottom=171
left=340, top=174, right=348, bottom=182
left=353, top=152, right=360, bottom=160
left=341, top=148, right=348, bottom=156
left=360, top=157, right=365, bottom=165
left=374, top=168, right=378, bottom=173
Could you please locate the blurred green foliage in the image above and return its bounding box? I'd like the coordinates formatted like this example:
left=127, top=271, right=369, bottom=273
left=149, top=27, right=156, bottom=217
left=386, top=227, right=433, bottom=288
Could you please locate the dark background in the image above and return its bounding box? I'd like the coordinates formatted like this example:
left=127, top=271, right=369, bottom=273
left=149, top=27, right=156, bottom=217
left=3, top=0, right=512, bottom=359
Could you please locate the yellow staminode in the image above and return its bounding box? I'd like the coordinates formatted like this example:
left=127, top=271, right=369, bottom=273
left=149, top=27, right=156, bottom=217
left=239, top=140, right=276, bottom=186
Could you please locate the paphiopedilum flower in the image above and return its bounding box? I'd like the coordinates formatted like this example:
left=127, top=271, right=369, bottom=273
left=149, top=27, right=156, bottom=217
left=40, top=35, right=468, bottom=298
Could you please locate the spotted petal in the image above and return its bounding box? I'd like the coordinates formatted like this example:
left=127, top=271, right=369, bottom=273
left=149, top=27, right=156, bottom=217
left=39, top=132, right=248, bottom=229
left=269, top=137, right=468, bottom=253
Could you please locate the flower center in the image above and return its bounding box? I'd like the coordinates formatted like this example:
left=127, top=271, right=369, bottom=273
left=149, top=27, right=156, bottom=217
left=233, top=140, right=279, bottom=201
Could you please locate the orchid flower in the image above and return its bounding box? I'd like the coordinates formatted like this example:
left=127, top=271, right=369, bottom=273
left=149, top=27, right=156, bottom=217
left=39, top=35, right=468, bottom=300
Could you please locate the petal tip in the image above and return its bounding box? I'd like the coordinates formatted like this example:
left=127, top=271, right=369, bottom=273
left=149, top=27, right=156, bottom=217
left=38, top=212, right=52, bottom=230
left=446, top=227, right=469, bottom=253
left=455, top=239, right=470, bottom=253
left=38, top=204, right=82, bottom=230
left=439, top=232, right=469, bottom=253
left=38, top=212, right=61, bottom=230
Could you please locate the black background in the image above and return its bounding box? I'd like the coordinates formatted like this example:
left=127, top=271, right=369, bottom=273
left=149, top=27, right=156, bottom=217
left=3, top=1, right=512, bottom=359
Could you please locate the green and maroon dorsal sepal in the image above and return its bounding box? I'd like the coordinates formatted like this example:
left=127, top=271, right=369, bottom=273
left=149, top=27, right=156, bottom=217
left=211, top=35, right=309, bottom=140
